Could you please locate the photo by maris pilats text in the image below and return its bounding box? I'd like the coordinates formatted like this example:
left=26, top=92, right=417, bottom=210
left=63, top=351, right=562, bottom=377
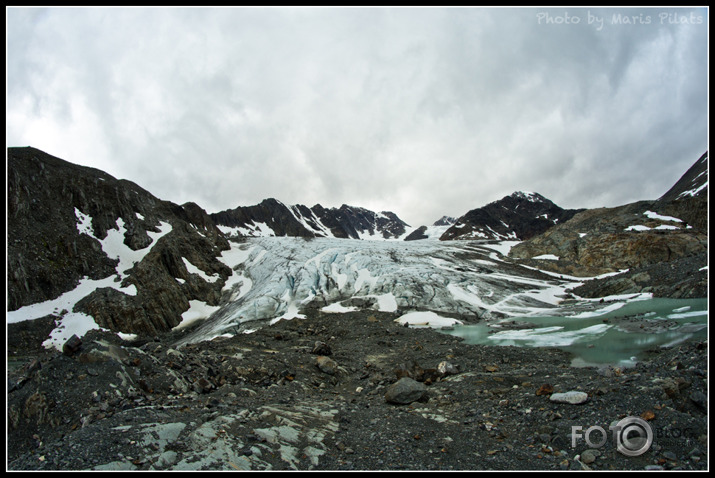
left=536, top=10, right=705, bottom=31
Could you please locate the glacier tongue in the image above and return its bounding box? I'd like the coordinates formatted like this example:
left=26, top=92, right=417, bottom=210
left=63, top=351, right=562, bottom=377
left=178, top=237, right=585, bottom=345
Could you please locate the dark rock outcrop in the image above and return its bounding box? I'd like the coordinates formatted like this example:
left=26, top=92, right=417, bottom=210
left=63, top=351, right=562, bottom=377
left=7, top=147, right=231, bottom=336
left=404, top=226, right=429, bottom=241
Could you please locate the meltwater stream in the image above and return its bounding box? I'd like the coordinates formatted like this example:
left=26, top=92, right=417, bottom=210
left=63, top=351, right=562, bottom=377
left=441, top=298, right=708, bottom=368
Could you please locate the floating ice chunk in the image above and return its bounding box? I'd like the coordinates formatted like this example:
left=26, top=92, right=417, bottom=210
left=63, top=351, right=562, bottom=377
left=488, top=323, right=611, bottom=347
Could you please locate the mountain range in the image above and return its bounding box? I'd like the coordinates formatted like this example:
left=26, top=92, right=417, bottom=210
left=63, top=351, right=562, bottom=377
left=6, top=146, right=708, bottom=344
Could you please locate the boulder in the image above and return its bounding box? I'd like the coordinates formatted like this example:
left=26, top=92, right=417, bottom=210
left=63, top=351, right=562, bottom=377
left=549, top=391, right=589, bottom=405
left=384, top=377, right=427, bottom=405
left=315, top=356, right=339, bottom=375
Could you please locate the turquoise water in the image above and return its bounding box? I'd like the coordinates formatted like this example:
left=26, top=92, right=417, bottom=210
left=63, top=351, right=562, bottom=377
left=441, top=298, right=708, bottom=367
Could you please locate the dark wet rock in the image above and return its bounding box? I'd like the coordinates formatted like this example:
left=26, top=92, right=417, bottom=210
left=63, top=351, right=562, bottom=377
left=62, top=335, right=83, bottom=356
left=7, top=146, right=230, bottom=337
left=440, top=191, right=582, bottom=241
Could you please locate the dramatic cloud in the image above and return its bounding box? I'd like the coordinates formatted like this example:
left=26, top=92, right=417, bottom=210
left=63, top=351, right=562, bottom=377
left=6, top=7, right=708, bottom=227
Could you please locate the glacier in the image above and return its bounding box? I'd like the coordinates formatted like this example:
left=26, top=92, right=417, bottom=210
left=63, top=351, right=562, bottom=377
left=176, top=236, right=602, bottom=345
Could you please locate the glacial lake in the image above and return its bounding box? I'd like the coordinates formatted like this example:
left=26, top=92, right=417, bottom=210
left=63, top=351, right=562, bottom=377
left=441, top=298, right=708, bottom=368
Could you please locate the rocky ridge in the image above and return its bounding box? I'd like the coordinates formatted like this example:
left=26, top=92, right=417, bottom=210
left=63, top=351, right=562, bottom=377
left=508, top=153, right=708, bottom=299
left=210, top=199, right=410, bottom=240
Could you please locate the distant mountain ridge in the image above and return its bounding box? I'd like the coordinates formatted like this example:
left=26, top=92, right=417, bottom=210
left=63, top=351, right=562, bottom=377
left=439, top=191, right=583, bottom=241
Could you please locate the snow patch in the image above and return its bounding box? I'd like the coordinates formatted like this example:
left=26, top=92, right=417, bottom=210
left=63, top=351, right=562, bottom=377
left=182, top=257, right=221, bottom=283
left=644, top=210, right=682, bottom=222
left=533, top=254, right=559, bottom=260
left=395, top=311, right=463, bottom=328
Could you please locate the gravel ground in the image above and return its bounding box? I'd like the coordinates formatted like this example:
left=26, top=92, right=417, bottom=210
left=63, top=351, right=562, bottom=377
left=7, top=309, right=708, bottom=471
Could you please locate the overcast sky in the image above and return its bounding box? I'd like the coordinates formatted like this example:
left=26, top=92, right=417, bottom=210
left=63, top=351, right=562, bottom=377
left=6, top=7, right=708, bottom=227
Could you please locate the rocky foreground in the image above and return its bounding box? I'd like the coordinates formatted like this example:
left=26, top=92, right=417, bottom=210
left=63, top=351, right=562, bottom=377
left=7, top=309, right=708, bottom=471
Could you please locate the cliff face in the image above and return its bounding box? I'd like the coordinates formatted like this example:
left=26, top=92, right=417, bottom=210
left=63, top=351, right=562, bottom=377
left=7, top=147, right=231, bottom=335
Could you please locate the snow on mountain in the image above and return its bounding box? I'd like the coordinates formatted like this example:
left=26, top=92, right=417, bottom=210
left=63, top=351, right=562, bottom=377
left=174, top=236, right=596, bottom=345
left=8, top=211, right=174, bottom=349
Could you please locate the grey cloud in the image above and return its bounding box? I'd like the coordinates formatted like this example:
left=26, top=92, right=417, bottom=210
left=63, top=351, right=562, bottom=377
left=6, top=7, right=707, bottom=227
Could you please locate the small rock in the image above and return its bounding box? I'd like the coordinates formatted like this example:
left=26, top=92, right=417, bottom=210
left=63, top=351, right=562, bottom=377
left=384, top=377, right=427, bottom=405
left=312, top=341, right=332, bottom=356
left=641, top=410, right=656, bottom=421
left=690, top=391, right=707, bottom=409
left=662, top=451, right=678, bottom=462
left=421, top=368, right=441, bottom=384
left=63, top=335, right=82, bottom=356
left=315, top=356, right=339, bottom=375
left=437, top=361, right=458, bottom=377
left=484, top=365, right=498, bottom=373
left=549, top=391, right=588, bottom=405
left=536, top=383, right=554, bottom=396
left=193, top=378, right=214, bottom=394
left=580, top=448, right=600, bottom=464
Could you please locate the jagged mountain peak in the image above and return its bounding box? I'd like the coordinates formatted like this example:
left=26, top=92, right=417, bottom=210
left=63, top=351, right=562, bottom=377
left=508, top=191, right=548, bottom=202
left=440, top=191, right=581, bottom=241
left=211, top=199, right=409, bottom=240
left=433, top=216, right=457, bottom=227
